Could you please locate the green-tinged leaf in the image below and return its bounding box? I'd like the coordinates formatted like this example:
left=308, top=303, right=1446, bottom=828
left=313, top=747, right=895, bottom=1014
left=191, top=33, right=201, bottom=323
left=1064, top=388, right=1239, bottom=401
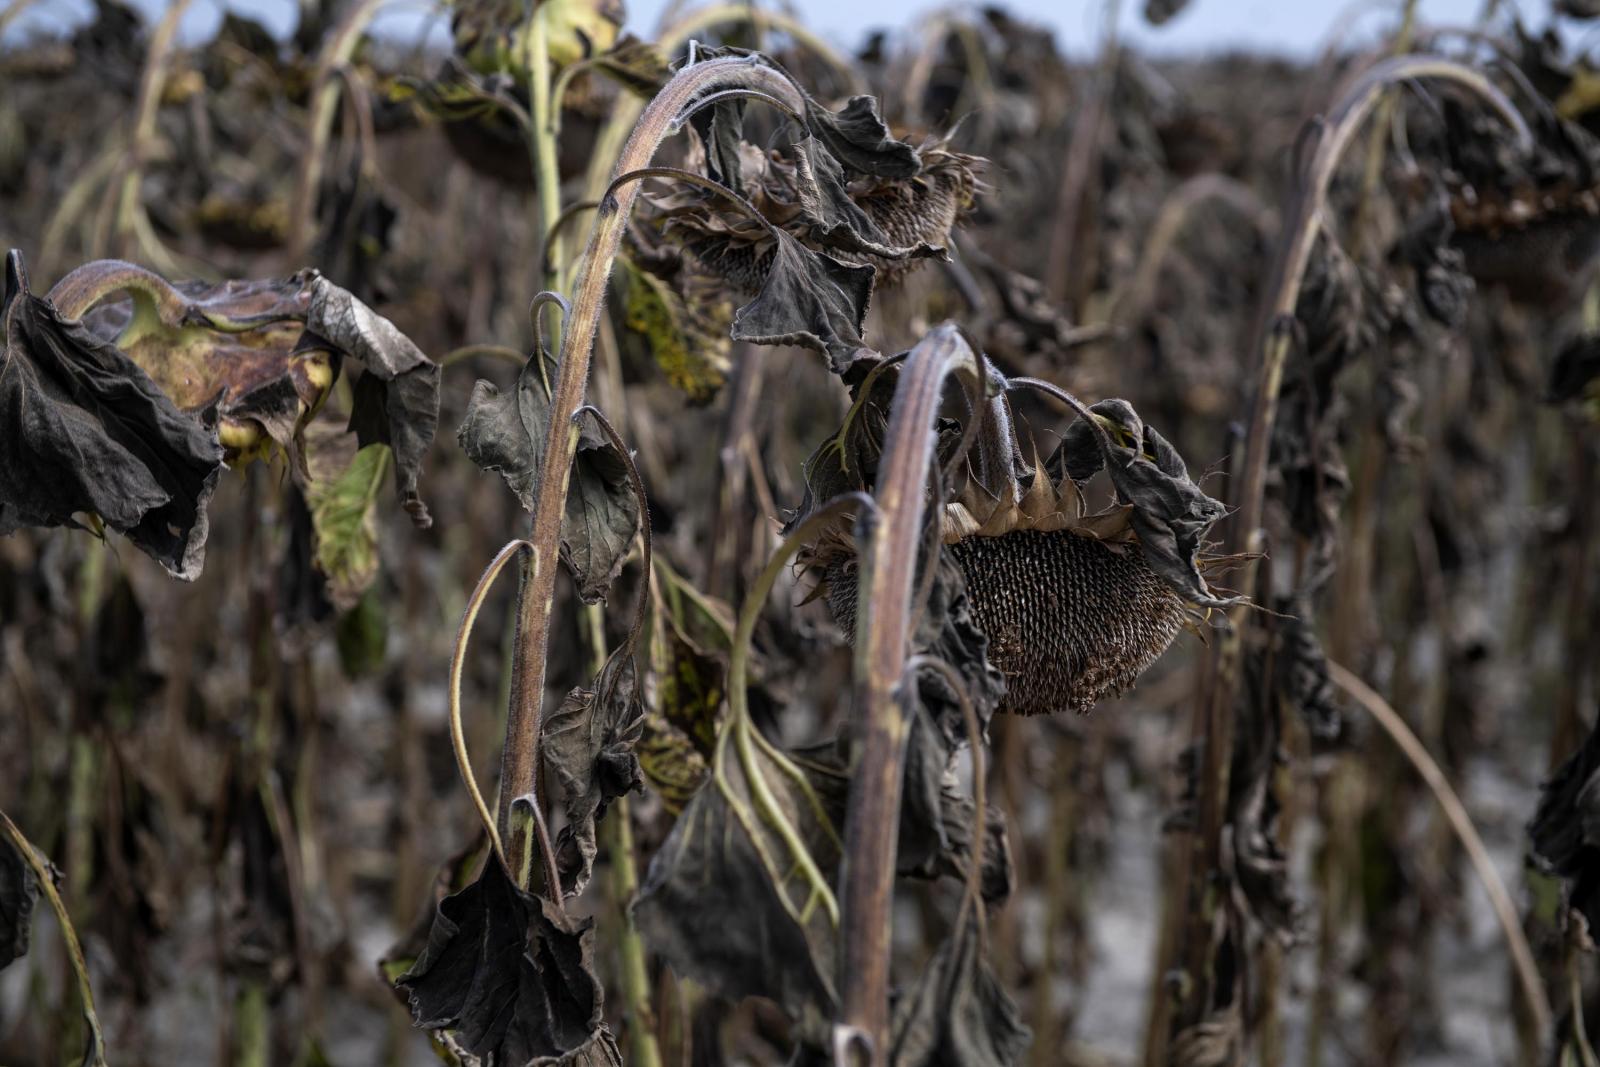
left=336, top=586, right=389, bottom=679
left=639, top=559, right=736, bottom=810
left=306, top=273, right=439, bottom=529
left=730, top=229, right=875, bottom=375
left=616, top=255, right=732, bottom=404
left=0, top=250, right=223, bottom=580
left=397, top=854, right=623, bottom=1066
left=305, top=425, right=389, bottom=611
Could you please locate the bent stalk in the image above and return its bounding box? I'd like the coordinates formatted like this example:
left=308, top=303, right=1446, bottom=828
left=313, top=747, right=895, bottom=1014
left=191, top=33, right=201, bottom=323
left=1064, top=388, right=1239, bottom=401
left=838, top=323, right=984, bottom=1061
left=495, top=54, right=808, bottom=884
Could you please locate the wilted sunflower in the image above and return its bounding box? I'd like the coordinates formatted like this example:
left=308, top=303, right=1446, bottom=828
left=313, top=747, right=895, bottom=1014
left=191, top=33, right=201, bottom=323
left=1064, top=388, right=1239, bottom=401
left=1430, top=93, right=1600, bottom=308
left=802, top=377, right=1235, bottom=716
left=634, top=56, right=986, bottom=307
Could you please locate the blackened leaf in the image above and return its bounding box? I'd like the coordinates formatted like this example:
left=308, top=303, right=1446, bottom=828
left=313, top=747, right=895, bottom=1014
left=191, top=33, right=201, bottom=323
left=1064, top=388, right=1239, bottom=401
left=1529, top=713, right=1600, bottom=932
left=565, top=410, right=643, bottom=604
left=0, top=832, right=42, bottom=971
left=730, top=229, right=875, bottom=375
left=1051, top=399, right=1235, bottom=608
left=543, top=643, right=645, bottom=897
left=397, top=854, right=623, bottom=1066
left=806, top=94, right=922, bottom=179
left=690, top=89, right=747, bottom=196
left=458, top=356, right=641, bottom=603
left=889, top=915, right=1030, bottom=1066
left=634, top=739, right=846, bottom=1048
left=793, top=135, right=946, bottom=262
left=1548, top=333, right=1600, bottom=419
left=307, top=274, right=439, bottom=529
left=1143, top=0, right=1192, bottom=25
left=1273, top=596, right=1342, bottom=743
left=929, top=787, right=1014, bottom=906
left=898, top=551, right=1007, bottom=879
left=0, top=250, right=223, bottom=580
left=456, top=355, right=551, bottom=511
left=1230, top=651, right=1297, bottom=944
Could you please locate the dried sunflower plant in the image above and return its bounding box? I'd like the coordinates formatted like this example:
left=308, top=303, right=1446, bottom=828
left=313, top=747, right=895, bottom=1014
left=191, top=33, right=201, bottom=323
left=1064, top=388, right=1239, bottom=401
left=364, top=40, right=1247, bottom=1066
left=9, top=6, right=1598, bottom=1067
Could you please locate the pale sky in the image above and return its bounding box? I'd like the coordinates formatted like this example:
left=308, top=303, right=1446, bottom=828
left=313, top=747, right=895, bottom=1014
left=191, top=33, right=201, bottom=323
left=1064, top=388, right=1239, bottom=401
left=0, top=0, right=1562, bottom=57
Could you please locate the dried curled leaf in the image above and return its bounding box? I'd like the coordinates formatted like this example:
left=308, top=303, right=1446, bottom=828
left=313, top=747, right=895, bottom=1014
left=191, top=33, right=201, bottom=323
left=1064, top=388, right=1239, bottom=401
left=890, top=915, right=1031, bottom=1067
left=634, top=737, right=845, bottom=1048
left=396, top=854, right=622, bottom=1066
left=793, top=135, right=946, bottom=262
left=0, top=251, right=223, bottom=580
left=457, top=353, right=641, bottom=603
left=805, top=94, right=922, bottom=179
left=307, top=274, right=439, bottom=529
left=76, top=271, right=333, bottom=472
left=729, top=229, right=875, bottom=375
left=1050, top=398, right=1235, bottom=609
left=544, top=644, right=644, bottom=897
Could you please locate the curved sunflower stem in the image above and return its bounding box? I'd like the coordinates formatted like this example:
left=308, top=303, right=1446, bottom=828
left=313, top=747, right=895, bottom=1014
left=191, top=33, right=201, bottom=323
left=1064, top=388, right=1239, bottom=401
left=0, top=808, right=109, bottom=1067
left=1325, top=662, right=1552, bottom=1038
left=1167, top=56, right=1531, bottom=1047
left=449, top=540, right=536, bottom=866
left=495, top=54, right=808, bottom=885
left=838, top=323, right=984, bottom=1063
left=723, top=492, right=876, bottom=921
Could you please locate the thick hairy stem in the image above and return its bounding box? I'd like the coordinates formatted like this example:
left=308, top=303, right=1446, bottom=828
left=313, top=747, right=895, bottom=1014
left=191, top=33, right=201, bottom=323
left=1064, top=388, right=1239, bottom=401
left=1326, top=662, right=1552, bottom=1038
left=0, top=808, right=110, bottom=1067
left=495, top=54, right=808, bottom=882
left=837, top=324, right=982, bottom=1063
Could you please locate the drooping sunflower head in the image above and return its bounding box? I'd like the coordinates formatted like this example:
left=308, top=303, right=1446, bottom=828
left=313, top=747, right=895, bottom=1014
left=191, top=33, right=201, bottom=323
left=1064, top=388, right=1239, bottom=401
left=799, top=373, right=1234, bottom=716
